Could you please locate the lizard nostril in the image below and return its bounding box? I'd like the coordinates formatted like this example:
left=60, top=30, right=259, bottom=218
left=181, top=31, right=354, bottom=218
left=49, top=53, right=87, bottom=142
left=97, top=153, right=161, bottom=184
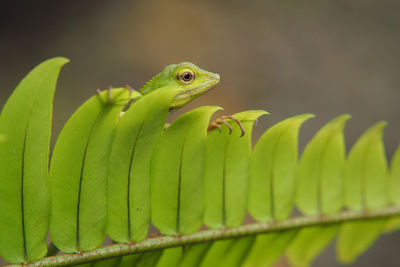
left=210, top=73, right=220, bottom=81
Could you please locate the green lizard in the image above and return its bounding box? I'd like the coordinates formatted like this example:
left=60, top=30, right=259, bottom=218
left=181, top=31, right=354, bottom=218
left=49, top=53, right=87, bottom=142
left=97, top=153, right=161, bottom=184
left=108, top=62, right=245, bottom=135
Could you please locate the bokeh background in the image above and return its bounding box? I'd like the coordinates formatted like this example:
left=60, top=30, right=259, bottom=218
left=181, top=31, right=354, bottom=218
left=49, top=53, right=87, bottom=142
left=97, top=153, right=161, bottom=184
left=0, top=0, right=399, bottom=266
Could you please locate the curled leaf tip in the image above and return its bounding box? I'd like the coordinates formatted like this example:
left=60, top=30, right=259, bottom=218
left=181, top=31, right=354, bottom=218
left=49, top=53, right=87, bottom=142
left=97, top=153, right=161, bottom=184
left=376, top=121, right=388, bottom=130
left=44, top=57, right=70, bottom=65
left=364, top=121, right=388, bottom=137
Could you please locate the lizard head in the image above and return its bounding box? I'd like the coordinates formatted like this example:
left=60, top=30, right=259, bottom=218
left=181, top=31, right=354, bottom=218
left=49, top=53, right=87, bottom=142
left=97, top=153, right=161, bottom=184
left=140, top=62, right=220, bottom=110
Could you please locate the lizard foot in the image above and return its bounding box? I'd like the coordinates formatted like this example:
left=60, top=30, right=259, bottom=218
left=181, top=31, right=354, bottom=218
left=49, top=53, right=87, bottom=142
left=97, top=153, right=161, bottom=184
left=97, top=86, right=138, bottom=116
left=95, top=87, right=113, bottom=103
left=207, top=115, right=245, bottom=137
left=124, top=84, right=134, bottom=95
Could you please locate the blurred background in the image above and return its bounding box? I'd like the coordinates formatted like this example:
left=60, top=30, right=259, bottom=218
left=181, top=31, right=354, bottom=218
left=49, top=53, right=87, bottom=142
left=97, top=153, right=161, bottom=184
left=0, top=0, right=399, bottom=266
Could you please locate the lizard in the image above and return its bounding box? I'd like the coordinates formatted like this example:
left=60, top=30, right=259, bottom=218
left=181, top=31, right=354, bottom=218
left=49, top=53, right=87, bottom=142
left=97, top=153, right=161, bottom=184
left=103, top=62, right=245, bottom=135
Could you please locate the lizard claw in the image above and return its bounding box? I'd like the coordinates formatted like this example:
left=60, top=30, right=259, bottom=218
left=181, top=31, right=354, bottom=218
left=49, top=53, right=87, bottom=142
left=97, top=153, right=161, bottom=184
left=216, top=118, right=233, bottom=134
left=108, top=86, right=113, bottom=103
left=224, top=115, right=245, bottom=137
left=124, top=84, right=134, bottom=95
left=208, top=122, right=222, bottom=132
left=207, top=115, right=245, bottom=137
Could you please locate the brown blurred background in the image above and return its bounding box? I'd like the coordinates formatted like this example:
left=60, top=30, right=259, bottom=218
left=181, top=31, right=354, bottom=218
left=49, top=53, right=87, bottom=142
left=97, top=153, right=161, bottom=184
left=0, top=0, right=399, bottom=266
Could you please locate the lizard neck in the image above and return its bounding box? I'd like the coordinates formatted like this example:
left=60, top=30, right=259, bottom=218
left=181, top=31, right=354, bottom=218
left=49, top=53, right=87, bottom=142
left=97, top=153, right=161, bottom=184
left=140, top=72, right=165, bottom=95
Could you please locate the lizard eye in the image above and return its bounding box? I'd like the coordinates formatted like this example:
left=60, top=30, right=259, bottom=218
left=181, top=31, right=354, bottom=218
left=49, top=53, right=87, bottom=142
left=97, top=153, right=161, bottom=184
left=180, top=71, right=194, bottom=83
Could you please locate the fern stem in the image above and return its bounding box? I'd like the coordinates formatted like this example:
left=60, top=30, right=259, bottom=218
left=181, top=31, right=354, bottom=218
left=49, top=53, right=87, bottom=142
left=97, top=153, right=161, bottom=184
left=12, top=205, right=400, bottom=267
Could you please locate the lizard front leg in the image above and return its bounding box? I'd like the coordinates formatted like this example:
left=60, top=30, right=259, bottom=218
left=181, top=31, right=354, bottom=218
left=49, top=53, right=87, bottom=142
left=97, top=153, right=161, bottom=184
left=97, top=85, right=139, bottom=117
left=96, top=85, right=134, bottom=104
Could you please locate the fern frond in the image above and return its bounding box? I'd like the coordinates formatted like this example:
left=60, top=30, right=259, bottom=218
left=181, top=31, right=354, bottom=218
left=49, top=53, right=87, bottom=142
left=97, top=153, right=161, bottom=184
left=0, top=59, right=399, bottom=267
left=5, top=206, right=398, bottom=267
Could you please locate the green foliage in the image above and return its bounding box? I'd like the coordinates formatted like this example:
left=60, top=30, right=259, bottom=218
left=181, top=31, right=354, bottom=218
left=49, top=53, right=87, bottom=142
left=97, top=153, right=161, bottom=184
left=199, top=239, right=233, bottom=267
left=151, top=106, right=221, bottom=235
left=337, top=219, right=387, bottom=264
left=50, top=88, right=139, bottom=253
left=0, top=58, right=68, bottom=263
left=287, top=226, right=338, bottom=267
left=285, top=115, right=349, bottom=267
left=204, top=110, right=267, bottom=228
left=337, top=121, right=389, bottom=263
left=344, top=122, right=389, bottom=210
left=390, top=146, right=400, bottom=205
left=107, top=86, right=182, bottom=242
left=248, top=114, right=314, bottom=222
left=296, top=114, right=350, bottom=215
left=218, top=237, right=255, bottom=267
left=0, top=58, right=399, bottom=266
left=156, top=247, right=182, bottom=267
left=178, top=243, right=212, bottom=267
left=244, top=231, right=298, bottom=267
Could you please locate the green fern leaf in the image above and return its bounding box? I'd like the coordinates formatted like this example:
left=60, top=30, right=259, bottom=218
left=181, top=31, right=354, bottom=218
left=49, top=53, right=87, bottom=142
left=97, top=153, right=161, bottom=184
left=337, top=219, right=387, bottom=264
left=344, top=122, right=389, bottom=210
left=390, top=146, right=400, bottom=205
left=107, top=86, right=182, bottom=242
left=219, top=237, right=255, bottom=267
left=338, top=122, right=389, bottom=263
left=156, top=247, right=183, bottom=267
left=49, top=88, right=139, bottom=253
left=2, top=59, right=400, bottom=267
left=248, top=114, right=314, bottom=222
left=151, top=106, right=221, bottom=235
left=204, top=110, right=268, bottom=228
left=296, top=114, right=350, bottom=215
left=0, top=57, right=68, bottom=263
left=243, top=230, right=298, bottom=267
left=286, top=114, right=350, bottom=267
left=178, top=243, right=212, bottom=267
left=287, top=225, right=339, bottom=267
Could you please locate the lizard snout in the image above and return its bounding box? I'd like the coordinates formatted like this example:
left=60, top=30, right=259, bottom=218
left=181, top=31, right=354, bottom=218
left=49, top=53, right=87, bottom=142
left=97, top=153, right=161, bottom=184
left=209, top=73, right=220, bottom=81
